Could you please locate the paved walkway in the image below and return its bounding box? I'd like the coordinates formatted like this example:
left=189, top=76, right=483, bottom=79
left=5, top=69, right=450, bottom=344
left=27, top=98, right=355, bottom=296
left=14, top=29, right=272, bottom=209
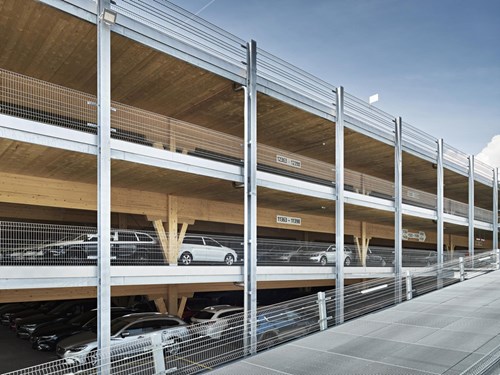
left=211, top=271, right=500, bottom=375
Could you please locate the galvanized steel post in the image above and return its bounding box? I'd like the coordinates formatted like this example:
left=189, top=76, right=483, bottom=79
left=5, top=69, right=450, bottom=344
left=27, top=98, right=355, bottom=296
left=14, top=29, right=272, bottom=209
left=335, top=87, right=345, bottom=325
left=437, top=139, right=444, bottom=289
left=243, top=40, right=258, bottom=355
left=405, top=270, right=413, bottom=301
left=97, top=0, right=112, bottom=371
left=494, top=168, right=498, bottom=252
left=317, top=291, right=328, bottom=331
left=468, top=155, right=475, bottom=258
left=459, top=257, right=465, bottom=281
left=394, top=117, right=402, bottom=303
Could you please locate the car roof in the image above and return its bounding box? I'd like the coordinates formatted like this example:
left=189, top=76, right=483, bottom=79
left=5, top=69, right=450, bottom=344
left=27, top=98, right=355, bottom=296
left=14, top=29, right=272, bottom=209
left=117, top=312, right=178, bottom=322
left=201, top=305, right=243, bottom=312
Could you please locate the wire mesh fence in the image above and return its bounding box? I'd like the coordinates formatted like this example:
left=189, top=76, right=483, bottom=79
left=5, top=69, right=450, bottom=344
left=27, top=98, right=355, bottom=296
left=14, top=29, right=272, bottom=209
left=4, top=251, right=497, bottom=375
left=0, top=67, right=495, bottom=220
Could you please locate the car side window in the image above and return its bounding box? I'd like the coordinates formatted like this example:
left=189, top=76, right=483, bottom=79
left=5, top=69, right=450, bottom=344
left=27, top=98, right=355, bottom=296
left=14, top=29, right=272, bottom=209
left=183, top=237, right=204, bottom=245
left=204, top=238, right=222, bottom=247
left=123, top=322, right=147, bottom=336
left=136, top=233, right=152, bottom=242
left=158, top=319, right=180, bottom=328
left=119, top=232, right=138, bottom=242
left=219, top=311, right=242, bottom=318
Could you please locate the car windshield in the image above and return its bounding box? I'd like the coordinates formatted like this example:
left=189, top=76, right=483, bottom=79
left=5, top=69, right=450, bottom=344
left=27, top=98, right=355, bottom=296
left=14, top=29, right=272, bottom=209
left=193, top=311, right=215, bottom=320
left=69, top=310, right=96, bottom=325
left=110, top=318, right=131, bottom=335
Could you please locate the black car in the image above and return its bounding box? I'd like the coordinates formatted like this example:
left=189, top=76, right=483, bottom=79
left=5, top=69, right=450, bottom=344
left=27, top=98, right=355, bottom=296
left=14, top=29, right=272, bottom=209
left=31, top=307, right=137, bottom=351
left=15, top=300, right=97, bottom=339
left=2, top=301, right=60, bottom=326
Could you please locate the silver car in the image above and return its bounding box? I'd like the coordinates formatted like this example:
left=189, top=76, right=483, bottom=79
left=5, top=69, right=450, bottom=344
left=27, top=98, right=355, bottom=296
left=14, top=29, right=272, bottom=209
left=179, top=236, right=238, bottom=265
left=279, top=245, right=353, bottom=266
left=56, top=313, right=190, bottom=365
left=190, top=305, right=243, bottom=340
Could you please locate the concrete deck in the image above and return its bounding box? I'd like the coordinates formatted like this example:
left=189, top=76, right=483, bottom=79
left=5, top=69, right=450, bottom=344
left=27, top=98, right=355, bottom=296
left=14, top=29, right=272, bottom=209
left=211, top=271, right=500, bottom=375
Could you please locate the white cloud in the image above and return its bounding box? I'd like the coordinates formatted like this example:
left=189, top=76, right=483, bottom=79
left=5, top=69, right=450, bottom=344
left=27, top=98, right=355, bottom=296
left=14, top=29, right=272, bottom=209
left=477, top=135, right=500, bottom=168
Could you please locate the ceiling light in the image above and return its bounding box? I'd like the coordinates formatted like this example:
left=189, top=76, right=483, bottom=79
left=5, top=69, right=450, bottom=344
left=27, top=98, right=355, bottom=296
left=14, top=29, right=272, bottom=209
left=101, top=9, right=117, bottom=25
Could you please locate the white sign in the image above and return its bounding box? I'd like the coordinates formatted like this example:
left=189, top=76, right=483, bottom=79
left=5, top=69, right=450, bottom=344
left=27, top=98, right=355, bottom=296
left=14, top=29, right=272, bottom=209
left=369, top=93, right=379, bottom=105
left=276, top=215, right=302, bottom=226
left=276, top=155, right=302, bottom=169
left=402, top=229, right=426, bottom=242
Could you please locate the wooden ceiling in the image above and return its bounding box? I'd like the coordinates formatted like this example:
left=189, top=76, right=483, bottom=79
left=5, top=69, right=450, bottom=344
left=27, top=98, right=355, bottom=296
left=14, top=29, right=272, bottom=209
left=0, top=1, right=494, bottom=218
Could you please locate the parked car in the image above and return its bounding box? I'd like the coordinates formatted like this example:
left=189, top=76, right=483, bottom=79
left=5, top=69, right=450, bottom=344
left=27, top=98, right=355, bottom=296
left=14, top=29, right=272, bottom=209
left=363, top=248, right=388, bottom=267
left=178, top=235, right=238, bottom=265
left=15, top=300, right=97, bottom=338
left=57, top=313, right=190, bottom=365
left=31, top=307, right=137, bottom=351
left=256, top=307, right=316, bottom=350
left=7, top=231, right=159, bottom=265
left=190, top=305, right=244, bottom=339
left=278, top=245, right=353, bottom=266
left=2, top=301, right=60, bottom=326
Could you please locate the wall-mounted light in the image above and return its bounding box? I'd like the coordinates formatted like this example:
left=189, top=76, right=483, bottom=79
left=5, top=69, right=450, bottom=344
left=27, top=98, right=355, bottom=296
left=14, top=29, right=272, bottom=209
left=431, top=163, right=438, bottom=169
left=101, top=8, right=117, bottom=25
left=232, top=181, right=244, bottom=189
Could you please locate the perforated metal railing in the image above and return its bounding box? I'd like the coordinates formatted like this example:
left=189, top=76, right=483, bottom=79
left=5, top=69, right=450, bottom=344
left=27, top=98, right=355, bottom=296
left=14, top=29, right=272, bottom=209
left=4, top=251, right=498, bottom=375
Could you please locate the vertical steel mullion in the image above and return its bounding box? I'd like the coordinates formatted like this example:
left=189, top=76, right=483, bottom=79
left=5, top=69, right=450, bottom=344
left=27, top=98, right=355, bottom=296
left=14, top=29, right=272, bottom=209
left=493, top=168, right=498, bottom=251
left=243, top=39, right=257, bottom=355
left=468, top=155, right=475, bottom=257
left=335, top=86, right=345, bottom=325
left=97, top=0, right=111, bottom=372
left=394, top=117, right=402, bottom=303
left=437, top=139, right=444, bottom=289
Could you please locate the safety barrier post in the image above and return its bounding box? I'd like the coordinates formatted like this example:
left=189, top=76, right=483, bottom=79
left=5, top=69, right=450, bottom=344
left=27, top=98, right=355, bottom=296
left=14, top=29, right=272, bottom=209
left=496, top=250, right=500, bottom=270
left=151, top=334, right=168, bottom=374
left=317, top=292, right=328, bottom=331
left=406, top=270, right=413, bottom=300
left=459, top=257, right=465, bottom=282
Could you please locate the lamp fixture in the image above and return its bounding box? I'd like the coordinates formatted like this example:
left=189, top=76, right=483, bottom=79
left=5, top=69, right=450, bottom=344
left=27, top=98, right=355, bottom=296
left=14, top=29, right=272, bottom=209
left=101, top=8, right=117, bottom=25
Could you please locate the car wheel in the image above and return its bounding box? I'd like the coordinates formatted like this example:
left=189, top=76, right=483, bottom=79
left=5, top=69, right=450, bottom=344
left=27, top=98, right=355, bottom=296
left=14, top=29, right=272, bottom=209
left=380, top=259, right=387, bottom=267
left=320, top=256, right=327, bottom=266
left=180, top=252, right=193, bottom=265
left=87, top=349, right=98, bottom=366
left=260, top=332, right=278, bottom=350
left=344, top=256, right=351, bottom=267
left=163, top=337, right=181, bottom=356
left=224, top=254, right=235, bottom=266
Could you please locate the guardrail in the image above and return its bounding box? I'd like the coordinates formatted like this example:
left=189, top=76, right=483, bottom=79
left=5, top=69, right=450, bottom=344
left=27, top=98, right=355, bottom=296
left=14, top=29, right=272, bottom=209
left=1, top=68, right=493, bottom=222
left=4, top=251, right=498, bottom=375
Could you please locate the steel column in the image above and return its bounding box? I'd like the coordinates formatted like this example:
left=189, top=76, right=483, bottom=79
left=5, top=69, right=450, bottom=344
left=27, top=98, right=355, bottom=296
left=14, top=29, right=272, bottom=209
left=494, top=168, right=498, bottom=251
left=335, top=87, right=345, bottom=325
left=437, top=139, right=444, bottom=289
left=468, top=155, right=475, bottom=257
left=243, top=40, right=258, bottom=355
left=97, top=0, right=112, bottom=371
left=394, top=117, right=402, bottom=303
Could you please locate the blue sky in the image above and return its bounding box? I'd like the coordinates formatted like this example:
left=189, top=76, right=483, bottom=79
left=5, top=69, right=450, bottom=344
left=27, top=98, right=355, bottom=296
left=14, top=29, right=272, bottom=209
left=169, top=0, right=500, bottom=164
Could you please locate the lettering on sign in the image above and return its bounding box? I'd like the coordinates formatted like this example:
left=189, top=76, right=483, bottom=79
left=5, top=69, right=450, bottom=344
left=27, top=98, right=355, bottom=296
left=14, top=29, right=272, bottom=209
left=402, top=229, right=426, bottom=242
left=276, top=215, right=302, bottom=226
left=276, top=155, right=302, bottom=169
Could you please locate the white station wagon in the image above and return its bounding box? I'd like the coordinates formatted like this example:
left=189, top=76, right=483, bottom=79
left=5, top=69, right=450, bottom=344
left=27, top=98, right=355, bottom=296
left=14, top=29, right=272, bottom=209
left=178, top=236, right=238, bottom=265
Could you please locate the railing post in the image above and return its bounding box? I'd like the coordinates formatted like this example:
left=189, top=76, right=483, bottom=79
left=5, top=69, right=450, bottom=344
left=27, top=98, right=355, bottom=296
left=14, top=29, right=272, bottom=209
left=468, top=155, right=475, bottom=259
left=317, top=292, right=328, bottom=331
left=496, top=249, right=500, bottom=270
left=493, top=168, right=498, bottom=251
left=405, top=270, right=413, bottom=301
left=437, top=139, right=444, bottom=289
left=459, top=257, right=465, bottom=282
left=243, top=39, right=258, bottom=356
left=151, top=333, right=168, bottom=374
left=335, top=87, right=345, bottom=325
left=394, top=117, right=402, bottom=303
left=97, top=0, right=112, bottom=372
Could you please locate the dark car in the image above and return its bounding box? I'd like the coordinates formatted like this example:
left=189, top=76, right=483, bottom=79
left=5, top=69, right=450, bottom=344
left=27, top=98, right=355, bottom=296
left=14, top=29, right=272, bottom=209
left=355, top=247, right=388, bottom=267
left=31, top=307, right=137, bottom=351
left=256, top=307, right=316, bottom=350
left=9, top=230, right=160, bottom=265
left=2, top=301, right=60, bottom=326
left=14, top=300, right=97, bottom=338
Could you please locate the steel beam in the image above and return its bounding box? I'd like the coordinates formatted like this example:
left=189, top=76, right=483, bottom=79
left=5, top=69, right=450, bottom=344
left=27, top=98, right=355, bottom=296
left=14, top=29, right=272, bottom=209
left=243, top=40, right=258, bottom=355
left=494, top=168, right=499, bottom=251
left=335, top=87, right=345, bottom=324
left=97, top=0, right=112, bottom=371
left=437, top=139, right=444, bottom=289
left=394, top=117, right=402, bottom=303
left=468, top=155, right=475, bottom=257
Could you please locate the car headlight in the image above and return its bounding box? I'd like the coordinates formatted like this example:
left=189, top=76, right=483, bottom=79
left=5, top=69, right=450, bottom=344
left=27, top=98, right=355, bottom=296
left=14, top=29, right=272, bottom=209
left=279, top=254, right=291, bottom=259
left=39, top=334, right=57, bottom=340
left=310, top=253, right=321, bottom=257
left=68, top=345, right=88, bottom=352
left=23, top=324, right=37, bottom=332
